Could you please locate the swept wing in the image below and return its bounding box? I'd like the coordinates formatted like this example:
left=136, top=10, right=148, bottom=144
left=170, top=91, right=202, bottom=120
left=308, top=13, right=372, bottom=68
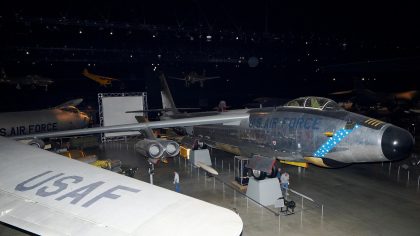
left=0, top=136, right=243, bottom=235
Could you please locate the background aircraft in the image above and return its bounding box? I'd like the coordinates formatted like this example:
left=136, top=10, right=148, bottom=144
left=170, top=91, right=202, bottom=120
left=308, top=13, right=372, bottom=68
left=168, top=70, right=220, bottom=87
left=0, top=98, right=90, bottom=139
left=0, top=68, right=54, bottom=91
left=82, top=68, right=120, bottom=87
left=330, top=80, right=418, bottom=109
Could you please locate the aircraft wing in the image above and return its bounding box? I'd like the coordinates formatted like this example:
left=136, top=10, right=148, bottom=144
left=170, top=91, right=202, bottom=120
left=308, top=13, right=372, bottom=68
left=0, top=136, right=243, bottom=235
left=13, top=113, right=249, bottom=140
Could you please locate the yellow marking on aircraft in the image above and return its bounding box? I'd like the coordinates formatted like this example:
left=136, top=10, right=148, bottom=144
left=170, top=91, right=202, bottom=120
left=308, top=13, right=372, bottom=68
left=82, top=69, right=119, bottom=87
left=180, top=146, right=190, bottom=159
left=365, top=118, right=384, bottom=126
left=324, top=131, right=334, bottom=137
left=372, top=121, right=382, bottom=126
left=280, top=160, right=309, bottom=168
left=215, top=143, right=241, bottom=155
left=304, top=157, right=329, bottom=168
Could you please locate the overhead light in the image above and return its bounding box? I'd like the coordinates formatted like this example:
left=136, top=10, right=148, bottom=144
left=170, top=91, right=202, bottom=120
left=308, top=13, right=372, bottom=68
left=26, top=51, right=30, bottom=55
left=79, top=29, right=83, bottom=34
left=110, top=31, right=113, bottom=35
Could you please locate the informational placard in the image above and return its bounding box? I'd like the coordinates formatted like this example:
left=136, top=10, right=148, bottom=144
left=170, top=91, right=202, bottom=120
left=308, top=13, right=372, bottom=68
left=98, top=93, right=147, bottom=140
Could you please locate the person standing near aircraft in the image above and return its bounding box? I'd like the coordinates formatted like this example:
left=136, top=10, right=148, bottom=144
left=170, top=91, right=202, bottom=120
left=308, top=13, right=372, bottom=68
left=280, top=172, right=290, bottom=196
left=276, top=167, right=282, bottom=183
left=173, top=171, right=180, bottom=192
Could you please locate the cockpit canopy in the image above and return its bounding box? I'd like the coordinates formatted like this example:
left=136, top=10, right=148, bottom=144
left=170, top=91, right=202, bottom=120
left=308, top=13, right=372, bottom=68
left=59, top=106, right=80, bottom=113
left=284, top=97, right=342, bottom=111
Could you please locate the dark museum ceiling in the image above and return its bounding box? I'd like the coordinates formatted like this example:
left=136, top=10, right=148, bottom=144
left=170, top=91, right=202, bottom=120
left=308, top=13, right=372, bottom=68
left=1, top=1, right=419, bottom=111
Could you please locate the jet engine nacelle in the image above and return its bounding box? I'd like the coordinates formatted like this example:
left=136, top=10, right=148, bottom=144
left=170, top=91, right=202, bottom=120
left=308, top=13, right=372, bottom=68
left=135, top=139, right=165, bottom=160
left=135, top=139, right=181, bottom=160
left=159, top=140, right=180, bottom=157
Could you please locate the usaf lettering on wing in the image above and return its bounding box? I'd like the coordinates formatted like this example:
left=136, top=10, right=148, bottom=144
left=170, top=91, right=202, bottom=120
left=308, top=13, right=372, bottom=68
left=15, top=171, right=141, bottom=207
left=0, top=122, right=58, bottom=136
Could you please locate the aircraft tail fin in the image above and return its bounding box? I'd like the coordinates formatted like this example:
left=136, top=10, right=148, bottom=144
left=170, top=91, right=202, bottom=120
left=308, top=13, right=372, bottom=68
left=159, top=72, right=179, bottom=115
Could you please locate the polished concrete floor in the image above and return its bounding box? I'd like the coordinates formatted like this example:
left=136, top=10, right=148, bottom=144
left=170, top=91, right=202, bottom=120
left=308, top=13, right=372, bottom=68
left=2, top=139, right=420, bottom=236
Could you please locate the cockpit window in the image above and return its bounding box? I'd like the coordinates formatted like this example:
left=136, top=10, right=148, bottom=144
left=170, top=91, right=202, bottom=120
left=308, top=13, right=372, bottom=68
left=284, top=97, right=342, bottom=111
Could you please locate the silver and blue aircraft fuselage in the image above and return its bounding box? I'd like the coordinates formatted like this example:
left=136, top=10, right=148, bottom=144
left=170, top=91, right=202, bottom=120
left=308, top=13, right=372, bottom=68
left=191, top=97, right=414, bottom=168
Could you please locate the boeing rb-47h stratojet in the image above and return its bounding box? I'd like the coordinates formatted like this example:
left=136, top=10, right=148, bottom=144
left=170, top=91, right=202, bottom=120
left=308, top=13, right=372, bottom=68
left=14, top=97, right=415, bottom=180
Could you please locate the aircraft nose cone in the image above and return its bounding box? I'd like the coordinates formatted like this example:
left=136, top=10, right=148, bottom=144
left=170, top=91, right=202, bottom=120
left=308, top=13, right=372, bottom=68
left=381, top=126, right=414, bottom=161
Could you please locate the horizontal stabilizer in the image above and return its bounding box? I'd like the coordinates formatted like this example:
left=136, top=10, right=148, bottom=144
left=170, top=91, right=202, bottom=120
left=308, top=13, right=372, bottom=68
left=196, top=161, right=219, bottom=175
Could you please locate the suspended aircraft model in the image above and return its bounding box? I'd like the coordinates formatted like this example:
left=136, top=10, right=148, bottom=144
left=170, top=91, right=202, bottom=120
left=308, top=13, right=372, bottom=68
left=82, top=68, right=120, bottom=87
left=0, top=68, right=54, bottom=91
left=330, top=80, right=418, bottom=109
left=168, top=70, right=220, bottom=87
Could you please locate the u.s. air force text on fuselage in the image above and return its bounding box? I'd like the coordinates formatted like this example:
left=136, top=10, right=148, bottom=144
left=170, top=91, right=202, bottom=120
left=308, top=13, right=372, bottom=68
left=0, top=122, right=58, bottom=136
left=249, top=116, right=321, bottom=130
